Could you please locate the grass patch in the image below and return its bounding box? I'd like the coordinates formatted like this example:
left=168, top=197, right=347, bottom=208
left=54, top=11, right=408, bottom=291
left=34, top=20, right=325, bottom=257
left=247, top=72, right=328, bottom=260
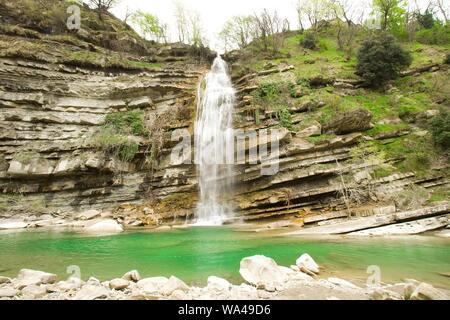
left=92, top=110, right=148, bottom=163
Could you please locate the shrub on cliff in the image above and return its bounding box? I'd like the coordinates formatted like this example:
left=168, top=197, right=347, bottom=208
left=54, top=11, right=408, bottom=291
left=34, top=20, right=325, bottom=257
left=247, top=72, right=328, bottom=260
left=300, top=32, right=317, bottom=50
left=356, top=33, right=412, bottom=88
left=429, top=109, right=450, bottom=151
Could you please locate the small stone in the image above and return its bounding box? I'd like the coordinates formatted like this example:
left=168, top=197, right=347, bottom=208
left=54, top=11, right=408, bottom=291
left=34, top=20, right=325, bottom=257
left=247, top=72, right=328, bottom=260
left=122, top=270, right=141, bottom=282
left=169, top=289, right=187, bottom=300
left=0, top=287, right=18, bottom=298
left=410, top=282, right=448, bottom=300
left=21, top=284, right=47, bottom=299
left=161, top=276, right=189, bottom=296
left=73, top=284, right=110, bottom=300
left=207, top=276, right=231, bottom=291
left=109, top=278, right=129, bottom=290
left=0, top=276, right=11, bottom=284
left=137, top=277, right=169, bottom=294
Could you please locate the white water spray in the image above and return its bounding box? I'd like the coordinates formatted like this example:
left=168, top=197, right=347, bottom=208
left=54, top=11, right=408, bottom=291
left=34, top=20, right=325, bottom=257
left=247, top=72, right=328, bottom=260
left=194, top=55, right=235, bottom=225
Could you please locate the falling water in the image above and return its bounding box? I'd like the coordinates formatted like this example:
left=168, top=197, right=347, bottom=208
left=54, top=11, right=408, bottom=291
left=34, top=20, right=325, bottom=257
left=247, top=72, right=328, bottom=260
left=194, top=55, right=235, bottom=225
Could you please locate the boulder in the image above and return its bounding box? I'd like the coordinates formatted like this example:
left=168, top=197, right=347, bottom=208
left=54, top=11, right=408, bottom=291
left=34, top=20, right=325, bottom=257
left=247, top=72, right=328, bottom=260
left=21, top=284, right=47, bottom=299
left=73, top=284, right=110, bottom=300
left=296, top=253, right=320, bottom=275
left=48, top=277, right=83, bottom=292
left=14, top=269, right=57, bottom=289
left=323, top=108, right=372, bottom=134
left=122, top=270, right=141, bottom=282
left=410, top=282, right=448, bottom=300
left=161, top=276, right=190, bottom=296
left=297, top=121, right=322, bottom=138
left=0, top=287, right=18, bottom=298
left=109, top=278, right=129, bottom=290
left=207, top=276, right=231, bottom=291
left=0, top=220, right=28, bottom=230
left=85, top=219, right=123, bottom=234
left=239, top=255, right=288, bottom=291
left=136, top=277, right=169, bottom=294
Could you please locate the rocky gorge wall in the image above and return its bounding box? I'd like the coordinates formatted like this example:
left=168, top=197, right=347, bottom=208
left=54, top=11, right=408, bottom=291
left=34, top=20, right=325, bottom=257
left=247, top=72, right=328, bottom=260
left=0, top=1, right=448, bottom=234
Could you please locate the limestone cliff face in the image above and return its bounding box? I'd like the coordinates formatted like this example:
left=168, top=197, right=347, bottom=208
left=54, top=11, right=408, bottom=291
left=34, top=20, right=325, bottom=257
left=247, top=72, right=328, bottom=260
left=0, top=1, right=208, bottom=221
left=0, top=1, right=448, bottom=229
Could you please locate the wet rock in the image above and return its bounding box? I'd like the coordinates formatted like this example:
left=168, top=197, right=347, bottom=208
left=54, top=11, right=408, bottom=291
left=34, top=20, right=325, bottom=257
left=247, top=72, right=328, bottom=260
left=161, top=276, right=189, bottom=296
left=296, top=253, right=320, bottom=275
left=239, top=255, right=288, bottom=291
left=410, top=282, right=448, bottom=300
left=73, top=284, right=110, bottom=300
left=0, top=287, right=18, bottom=298
left=109, top=278, right=130, bottom=290
left=85, top=219, right=123, bottom=234
left=122, top=270, right=141, bottom=282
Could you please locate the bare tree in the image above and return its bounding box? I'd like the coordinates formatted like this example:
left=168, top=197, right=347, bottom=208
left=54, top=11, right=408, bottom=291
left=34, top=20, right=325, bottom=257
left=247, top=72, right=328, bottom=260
left=87, top=0, right=119, bottom=11
left=433, top=0, right=449, bottom=22
left=253, top=9, right=285, bottom=53
left=296, top=0, right=334, bottom=31
left=173, top=0, right=189, bottom=43
left=219, top=15, right=257, bottom=50
left=330, top=0, right=364, bottom=56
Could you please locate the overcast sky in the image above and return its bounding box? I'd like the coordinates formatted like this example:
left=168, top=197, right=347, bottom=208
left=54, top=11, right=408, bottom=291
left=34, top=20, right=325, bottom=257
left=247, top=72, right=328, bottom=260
left=110, top=0, right=439, bottom=51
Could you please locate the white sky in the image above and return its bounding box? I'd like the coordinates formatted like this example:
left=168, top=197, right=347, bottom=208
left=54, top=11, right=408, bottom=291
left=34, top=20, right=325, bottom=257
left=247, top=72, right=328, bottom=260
left=111, top=0, right=439, bottom=51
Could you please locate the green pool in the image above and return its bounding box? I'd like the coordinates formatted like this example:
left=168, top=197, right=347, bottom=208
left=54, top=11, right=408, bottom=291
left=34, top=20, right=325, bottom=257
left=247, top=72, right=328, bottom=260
left=0, top=227, right=449, bottom=288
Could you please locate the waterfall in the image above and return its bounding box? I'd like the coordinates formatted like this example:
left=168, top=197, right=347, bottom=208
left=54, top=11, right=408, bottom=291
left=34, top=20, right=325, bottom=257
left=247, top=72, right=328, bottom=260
left=194, top=55, right=235, bottom=225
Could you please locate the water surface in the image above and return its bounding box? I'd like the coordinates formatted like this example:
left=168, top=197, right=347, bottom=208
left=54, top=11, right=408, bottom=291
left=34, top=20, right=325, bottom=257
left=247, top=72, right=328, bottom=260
left=0, top=227, right=449, bottom=288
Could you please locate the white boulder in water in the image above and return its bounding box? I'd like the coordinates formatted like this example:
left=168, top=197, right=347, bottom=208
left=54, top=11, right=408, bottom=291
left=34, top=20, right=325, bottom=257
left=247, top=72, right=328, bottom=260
left=85, top=219, right=123, bottom=234
left=239, top=255, right=288, bottom=291
left=296, top=253, right=320, bottom=275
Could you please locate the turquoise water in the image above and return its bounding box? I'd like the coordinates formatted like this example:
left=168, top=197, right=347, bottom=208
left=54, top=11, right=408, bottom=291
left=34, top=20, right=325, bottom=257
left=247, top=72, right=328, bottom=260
left=0, top=227, right=449, bottom=288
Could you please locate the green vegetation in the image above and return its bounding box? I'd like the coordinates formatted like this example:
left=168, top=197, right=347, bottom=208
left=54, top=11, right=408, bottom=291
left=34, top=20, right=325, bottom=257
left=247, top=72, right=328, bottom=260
left=429, top=109, right=450, bottom=150
left=300, top=32, right=318, bottom=50
left=92, top=110, right=148, bottom=162
left=356, top=33, right=412, bottom=87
